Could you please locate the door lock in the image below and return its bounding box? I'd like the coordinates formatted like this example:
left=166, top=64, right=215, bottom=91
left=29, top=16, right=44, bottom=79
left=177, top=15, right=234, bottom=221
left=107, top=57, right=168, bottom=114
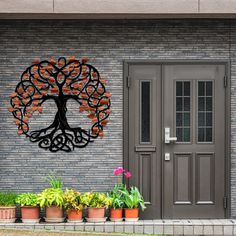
left=165, top=153, right=170, bottom=161
left=165, top=127, right=177, bottom=144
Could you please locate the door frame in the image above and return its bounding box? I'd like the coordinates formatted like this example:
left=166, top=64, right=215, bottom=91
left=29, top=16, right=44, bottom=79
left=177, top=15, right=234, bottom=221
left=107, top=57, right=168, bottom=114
left=123, top=59, right=231, bottom=218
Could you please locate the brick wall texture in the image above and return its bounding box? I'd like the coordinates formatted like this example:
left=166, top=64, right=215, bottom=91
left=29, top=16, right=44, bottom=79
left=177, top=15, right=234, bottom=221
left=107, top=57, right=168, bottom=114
left=0, top=19, right=235, bottom=217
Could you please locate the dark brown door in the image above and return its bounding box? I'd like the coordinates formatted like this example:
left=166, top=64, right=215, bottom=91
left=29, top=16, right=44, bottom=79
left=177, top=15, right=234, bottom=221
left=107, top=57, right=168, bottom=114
left=163, top=64, right=226, bottom=218
left=126, top=63, right=226, bottom=219
left=128, top=65, right=162, bottom=219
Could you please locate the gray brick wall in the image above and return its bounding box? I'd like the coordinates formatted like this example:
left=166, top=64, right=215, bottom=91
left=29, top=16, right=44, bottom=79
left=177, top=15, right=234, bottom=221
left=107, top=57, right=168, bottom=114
left=0, top=19, right=235, bottom=216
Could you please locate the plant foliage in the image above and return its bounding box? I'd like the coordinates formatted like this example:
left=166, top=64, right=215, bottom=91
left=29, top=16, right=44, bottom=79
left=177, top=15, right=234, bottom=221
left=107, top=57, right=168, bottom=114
left=45, top=173, right=63, bottom=189
left=108, top=184, right=126, bottom=209
left=121, top=186, right=146, bottom=211
left=38, top=188, right=64, bottom=208
left=16, top=193, right=39, bottom=207
left=64, top=188, right=84, bottom=212
left=0, top=192, right=18, bottom=207
left=80, top=192, right=111, bottom=208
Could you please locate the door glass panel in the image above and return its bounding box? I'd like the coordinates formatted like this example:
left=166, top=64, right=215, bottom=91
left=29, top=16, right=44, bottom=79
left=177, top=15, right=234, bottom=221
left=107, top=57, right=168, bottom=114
left=176, top=98, right=183, bottom=111
left=198, top=128, right=205, bottom=142
left=176, top=113, right=183, bottom=126
left=206, top=82, right=213, bottom=96
left=176, top=82, right=183, bottom=96
left=198, top=82, right=205, bottom=96
left=198, top=113, right=205, bottom=126
left=183, top=128, right=190, bottom=142
left=184, top=82, right=190, bottom=96
left=141, top=81, right=150, bottom=143
left=184, top=113, right=190, bottom=126
left=184, top=97, right=190, bottom=111
left=176, top=81, right=191, bottom=142
left=206, top=97, right=212, bottom=111
left=198, top=97, right=205, bottom=111
left=197, top=81, right=213, bottom=142
left=176, top=128, right=183, bottom=141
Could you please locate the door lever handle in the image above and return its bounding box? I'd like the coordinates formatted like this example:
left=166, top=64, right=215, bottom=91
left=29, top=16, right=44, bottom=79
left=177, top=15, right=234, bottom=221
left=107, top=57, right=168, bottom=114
left=165, top=127, right=177, bottom=144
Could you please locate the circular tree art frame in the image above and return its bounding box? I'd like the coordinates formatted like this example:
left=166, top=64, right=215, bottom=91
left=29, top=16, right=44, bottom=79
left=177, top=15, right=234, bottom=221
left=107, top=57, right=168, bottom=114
left=8, top=56, right=111, bottom=152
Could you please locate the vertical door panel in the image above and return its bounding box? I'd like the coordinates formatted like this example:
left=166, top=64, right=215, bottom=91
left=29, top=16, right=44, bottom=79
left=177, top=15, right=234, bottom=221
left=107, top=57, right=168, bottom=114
left=195, top=153, right=215, bottom=204
left=138, top=153, right=152, bottom=203
left=163, top=64, right=225, bottom=218
left=128, top=65, right=161, bottom=219
left=173, top=153, right=193, bottom=204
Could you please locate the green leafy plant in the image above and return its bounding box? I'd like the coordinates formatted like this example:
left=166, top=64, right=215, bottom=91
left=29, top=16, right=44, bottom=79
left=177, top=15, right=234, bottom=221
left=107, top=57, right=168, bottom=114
left=80, top=192, right=111, bottom=208
left=64, top=188, right=85, bottom=212
left=45, top=173, right=62, bottom=189
left=38, top=188, right=64, bottom=208
left=108, top=184, right=126, bottom=209
left=0, top=192, right=18, bottom=207
left=16, top=193, right=39, bottom=207
left=121, top=186, right=146, bottom=211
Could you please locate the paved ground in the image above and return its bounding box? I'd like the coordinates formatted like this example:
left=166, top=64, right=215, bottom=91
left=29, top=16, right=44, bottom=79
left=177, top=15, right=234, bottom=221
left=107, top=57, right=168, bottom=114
left=1, top=219, right=236, bottom=235
left=0, top=229, right=126, bottom=236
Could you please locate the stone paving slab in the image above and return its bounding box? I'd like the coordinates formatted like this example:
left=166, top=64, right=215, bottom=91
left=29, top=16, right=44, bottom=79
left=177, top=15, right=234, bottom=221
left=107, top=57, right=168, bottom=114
left=1, top=219, right=236, bottom=235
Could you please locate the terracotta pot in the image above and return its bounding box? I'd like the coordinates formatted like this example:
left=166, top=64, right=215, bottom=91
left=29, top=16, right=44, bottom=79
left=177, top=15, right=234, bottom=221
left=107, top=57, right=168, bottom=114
left=87, top=207, right=105, bottom=218
left=67, top=209, right=82, bottom=221
left=46, top=206, right=63, bottom=219
left=110, top=208, right=123, bottom=219
left=21, top=206, right=40, bottom=219
left=0, top=206, right=16, bottom=222
left=124, top=208, right=139, bottom=218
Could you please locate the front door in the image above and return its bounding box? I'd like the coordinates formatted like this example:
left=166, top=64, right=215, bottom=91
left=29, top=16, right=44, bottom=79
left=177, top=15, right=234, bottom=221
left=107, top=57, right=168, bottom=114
left=126, top=62, right=227, bottom=219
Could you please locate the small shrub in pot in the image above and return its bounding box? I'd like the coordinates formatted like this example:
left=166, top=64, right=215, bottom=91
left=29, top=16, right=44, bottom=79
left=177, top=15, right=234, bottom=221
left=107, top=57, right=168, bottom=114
left=0, top=192, right=18, bottom=223
left=80, top=192, right=111, bottom=222
left=38, top=188, right=64, bottom=223
left=108, top=184, right=126, bottom=221
left=16, top=193, right=40, bottom=223
left=121, top=186, right=146, bottom=221
left=64, top=189, right=85, bottom=222
left=38, top=173, right=64, bottom=223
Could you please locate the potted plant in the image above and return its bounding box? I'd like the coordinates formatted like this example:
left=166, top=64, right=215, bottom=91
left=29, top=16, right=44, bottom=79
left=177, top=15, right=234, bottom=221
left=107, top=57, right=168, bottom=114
left=108, top=184, right=126, bottom=222
left=38, top=188, right=64, bottom=223
left=38, top=174, right=64, bottom=223
left=0, top=192, right=18, bottom=223
left=64, top=188, right=84, bottom=222
left=16, top=193, right=40, bottom=223
left=80, top=192, right=111, bottom=222
left=121, top=186, right=146, bottom=221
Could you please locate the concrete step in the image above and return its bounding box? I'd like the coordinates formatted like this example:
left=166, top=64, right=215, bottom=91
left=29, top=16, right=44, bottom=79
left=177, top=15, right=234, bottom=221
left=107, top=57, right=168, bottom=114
left=1, top=219, right=236, bottom=235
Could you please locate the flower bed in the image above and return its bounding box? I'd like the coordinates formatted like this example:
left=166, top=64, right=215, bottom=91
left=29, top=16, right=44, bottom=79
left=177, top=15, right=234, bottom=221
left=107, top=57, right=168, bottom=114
left=0, top=168, right=146, bottom=223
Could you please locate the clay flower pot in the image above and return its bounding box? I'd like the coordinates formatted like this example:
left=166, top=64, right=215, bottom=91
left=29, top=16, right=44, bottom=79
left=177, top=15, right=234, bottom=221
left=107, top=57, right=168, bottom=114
left=21, top=206, right=40, bottom=223
left=124, top=208, right=139, bottom=221
left=87, top=207, right=106, bottom=222
left=110, top=208, right=123, bottom=222
left=0, top=206, right=16, bottom=223
left=45, top=206, right=64, bottom=223
left=67, top=209, right=83, bottom=222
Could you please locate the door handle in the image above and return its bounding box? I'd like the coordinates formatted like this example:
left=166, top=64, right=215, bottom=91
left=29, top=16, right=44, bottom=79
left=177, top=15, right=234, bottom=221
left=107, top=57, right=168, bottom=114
left=165, top=127, right=177, bottom=144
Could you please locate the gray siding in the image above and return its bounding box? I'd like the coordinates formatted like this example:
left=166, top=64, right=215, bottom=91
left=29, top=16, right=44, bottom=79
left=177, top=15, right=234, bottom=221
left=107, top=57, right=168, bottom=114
left=0, top=20, right=235, bottom=217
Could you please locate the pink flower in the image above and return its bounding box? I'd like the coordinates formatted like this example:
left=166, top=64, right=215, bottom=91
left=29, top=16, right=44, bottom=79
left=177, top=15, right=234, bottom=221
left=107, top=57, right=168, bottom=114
left=114, top=167, right=124, bottom=175
left=124, top=171, right=132, bottom=178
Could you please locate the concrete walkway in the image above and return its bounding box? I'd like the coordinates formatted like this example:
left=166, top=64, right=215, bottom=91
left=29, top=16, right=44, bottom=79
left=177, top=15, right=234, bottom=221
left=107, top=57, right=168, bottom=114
left=1, top=219, right=236, bottom=235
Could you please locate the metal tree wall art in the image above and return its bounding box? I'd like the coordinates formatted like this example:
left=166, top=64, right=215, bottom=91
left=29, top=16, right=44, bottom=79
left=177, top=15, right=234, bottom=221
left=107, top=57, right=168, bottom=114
left=8, top=56, right=111, bottom=152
